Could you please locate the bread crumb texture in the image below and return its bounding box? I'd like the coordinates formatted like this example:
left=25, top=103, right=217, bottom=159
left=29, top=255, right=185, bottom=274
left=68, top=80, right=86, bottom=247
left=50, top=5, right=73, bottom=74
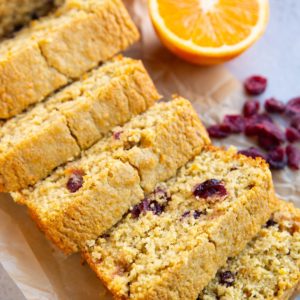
left=0, top=0, right=139, bottom=118
left=199, top=200, right=300, bottom=300
left=12, top=97, right=210, bottom=254
left=0, top=56, right=159, bottom=192
left=84, top=146, right=275, bottom=300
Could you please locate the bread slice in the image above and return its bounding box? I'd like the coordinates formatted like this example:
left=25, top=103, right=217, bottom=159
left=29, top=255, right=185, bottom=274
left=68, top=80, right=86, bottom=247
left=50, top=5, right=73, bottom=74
left=0, top=56, right=159, bottom=192
left=199, top=199, right=300, bottom=300
left=0, top=0, right=139, bottom=118
left=0, top=0, right=60, bottom=38
left=83, top=146, right=276, bottom=300
left=12, top=97, right=210, bottom=254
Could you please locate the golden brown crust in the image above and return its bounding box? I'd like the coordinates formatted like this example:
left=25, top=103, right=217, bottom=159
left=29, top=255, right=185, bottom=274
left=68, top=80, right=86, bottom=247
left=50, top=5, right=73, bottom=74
left=82, top=250, right=122, bottom=299
left=0, top=113, right=80, bottom=192
left=199, top=199, right=300, bottom=300
left=0, top=58, right=159, bottom=192
left=0, top=42, right=68, bottom=118
left=84, top=145, right=275, bottom=299
left=45, top=159, right=144, bottom=254
left=62, top=60, right=159, bottom=150
left=39, top=0, right=139, bottom=78
left=0, top=0, right=139, bottom=118
left=13, top=97, right=210, bottom=254
left=27, top=201, right=79, bottom=253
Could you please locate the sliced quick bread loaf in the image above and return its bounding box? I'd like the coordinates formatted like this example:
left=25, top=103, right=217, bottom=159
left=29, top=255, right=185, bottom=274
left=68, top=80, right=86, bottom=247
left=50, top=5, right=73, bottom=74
left=12, top=97, right=210, bottom=254
left=83, top=146, right=276, bottom=300
left=199, top=199, right=300, bottom=300
left=0, top=0, right=60, bottom=38
left=0, top=0, right=139, bottom=118
left=0, top=56, right=159, bottom=192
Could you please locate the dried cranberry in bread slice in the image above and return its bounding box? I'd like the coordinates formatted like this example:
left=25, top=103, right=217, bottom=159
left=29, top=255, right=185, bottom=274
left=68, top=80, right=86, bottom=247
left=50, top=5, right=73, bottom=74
left=200, top=199, right=300, bottom=300
left=84, top=146, right=276, bottom=300
left=12, top=97, right=210, bottom=254
left=0, top=57, right=159, bottom=192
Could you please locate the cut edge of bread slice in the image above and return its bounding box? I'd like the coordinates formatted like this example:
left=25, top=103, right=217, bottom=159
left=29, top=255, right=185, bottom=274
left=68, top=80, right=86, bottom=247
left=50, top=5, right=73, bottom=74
left=0, top=56, right=159, bottom=192
left=0, top=0, right=139, bottom=118
left=12, top=97, right=210, bottom=254
left=82, top=144, right=276, bottom=299
left=199, top=198, right=300, bottom=300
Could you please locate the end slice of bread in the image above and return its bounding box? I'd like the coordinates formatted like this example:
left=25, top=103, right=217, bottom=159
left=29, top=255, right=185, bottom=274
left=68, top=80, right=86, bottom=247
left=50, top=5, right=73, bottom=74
left=12, top=97, right=210, bottom=254
left=83, top=146, right=276, bottom=300
left=199, top=199, right=300, bottom=300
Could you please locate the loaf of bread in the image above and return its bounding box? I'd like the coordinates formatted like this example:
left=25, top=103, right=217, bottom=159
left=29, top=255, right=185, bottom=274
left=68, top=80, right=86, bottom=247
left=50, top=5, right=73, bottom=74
left=199, top=199, right=300, bottom=300
left=0, top=0, right=139, bottom=118
left=0, top=56, right=159, bottom=192
left=12, top=97, right=210, bottom=254
left=0, top=0, right=60, bottom=38
left=83, top=146, right=275, bottom=300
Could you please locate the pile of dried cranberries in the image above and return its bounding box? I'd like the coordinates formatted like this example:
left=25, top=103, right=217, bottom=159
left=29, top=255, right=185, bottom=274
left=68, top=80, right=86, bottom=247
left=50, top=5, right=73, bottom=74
left=207, top=75, right=300, bottom=170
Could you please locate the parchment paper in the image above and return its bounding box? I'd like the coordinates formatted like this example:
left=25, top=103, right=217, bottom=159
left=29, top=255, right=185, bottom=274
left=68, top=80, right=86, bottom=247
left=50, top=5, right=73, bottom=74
left=0, top=1, right=299, bottom=299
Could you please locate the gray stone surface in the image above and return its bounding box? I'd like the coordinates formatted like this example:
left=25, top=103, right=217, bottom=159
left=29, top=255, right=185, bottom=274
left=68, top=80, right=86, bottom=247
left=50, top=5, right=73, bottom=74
left=0, top=0, right=299, bottom=299
left=226, top=0, right=300, bottom=101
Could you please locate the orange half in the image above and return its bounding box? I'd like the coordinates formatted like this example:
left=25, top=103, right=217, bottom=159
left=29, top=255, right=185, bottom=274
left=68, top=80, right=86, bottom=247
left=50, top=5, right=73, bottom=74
left=149, top=0, right=269, bottom=65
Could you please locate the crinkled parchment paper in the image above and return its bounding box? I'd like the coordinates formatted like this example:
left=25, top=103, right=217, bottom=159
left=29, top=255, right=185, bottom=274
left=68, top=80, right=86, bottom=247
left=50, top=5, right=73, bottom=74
left=0, top=1, right=299, bottom=299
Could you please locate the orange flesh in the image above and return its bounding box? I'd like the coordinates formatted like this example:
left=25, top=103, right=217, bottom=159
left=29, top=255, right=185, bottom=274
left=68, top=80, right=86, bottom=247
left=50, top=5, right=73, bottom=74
left=157, top=0, right=260, bottom=47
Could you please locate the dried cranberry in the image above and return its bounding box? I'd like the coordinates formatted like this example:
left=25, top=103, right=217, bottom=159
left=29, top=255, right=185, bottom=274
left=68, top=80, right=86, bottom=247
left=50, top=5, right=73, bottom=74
left=265, top=218, right=277, bottom=228
left=286, top=127, right=300, bottom=143
left=244, top=122, right=257, bottom=136
left=223, top=115, right=245, bottom=133
left=66, top=169, right=84, bottom=193
left=193, top=210, right=205, bottom=219
left=243, top=100, right=260, bottom=117
left=131, top=204, right=142, bottom=219
left=193, top=179, right=227, bottom=200
left=253, top=113, right=273, bottom=123
left=244, top=113, right=273, bottom=136
left=291, top=115, right=300, bottom=131
left=219, top=271, right=235, bottom=287
left=258, top=122, right=284, bottom=142
left=113, top=131, right=123, bottom=140
left=267, top=147, right=287, bottom=170
left=258, top=135, right=281, bottom=151
left=148, top=200, right=164, bottom=215
left=286, top=97, right=300, bottom=116
left=181, top=211, right=190, bottom=219
left=264, top=98, right=286, bottom=114
left=286, top=145, right=300, bottom=170
left=238, top=147, right=266, bottom=160
left=131, top=199, right=164, bottom=218
left=252, top=122, right=285, bottom=149
left=131, top=199, right=149, bottom=219
left=207, top=124, right=231, bottom=139
left=244, top=76, right=267, bottom=96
